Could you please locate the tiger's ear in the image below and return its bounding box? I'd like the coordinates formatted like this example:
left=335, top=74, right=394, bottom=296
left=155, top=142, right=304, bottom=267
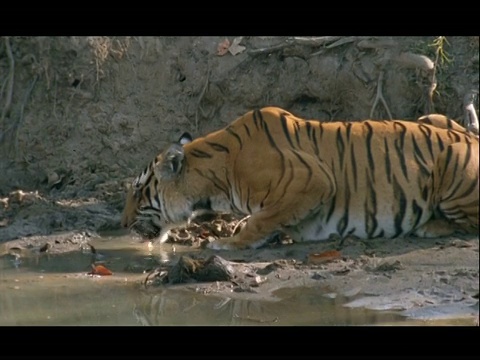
left=178, top=132, right=193, bottom=145
left=153, top=143, right=185, bottom=181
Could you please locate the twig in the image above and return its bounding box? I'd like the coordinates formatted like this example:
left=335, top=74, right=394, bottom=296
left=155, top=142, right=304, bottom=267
left=231, top=215, right=250, bottom=235
left=233, top=313, right=279, bottom=324
left=292, top=36, right=341, bottom=46
left=249, top=36, right=348, bottom=57
left=325, top=36, right=358, bottom=49
left=1, top=37, right=15, bottom=125
left=370, top=71, right=393, bottom=120
left=195, top=66, right=210, bottom=131
left=248, top=39, right=293, bottom=56
left=14, top=75, right=38, bottom=156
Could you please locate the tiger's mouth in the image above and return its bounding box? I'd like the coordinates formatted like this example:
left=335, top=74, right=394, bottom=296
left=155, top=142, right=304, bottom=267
left=130, top=221, right=162, bottom=241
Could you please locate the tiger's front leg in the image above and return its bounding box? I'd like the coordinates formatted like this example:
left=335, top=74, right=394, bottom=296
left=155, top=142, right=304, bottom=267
left=207, top=214, right=286, bottom=250
left=207, top=152, right=336, bottom=250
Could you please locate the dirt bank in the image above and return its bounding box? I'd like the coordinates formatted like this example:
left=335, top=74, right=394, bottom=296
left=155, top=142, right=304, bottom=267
left=0, top=36, right=478, bottom=321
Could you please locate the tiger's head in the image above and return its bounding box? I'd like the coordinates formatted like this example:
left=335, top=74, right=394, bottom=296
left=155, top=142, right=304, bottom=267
left=121, top=132, right=194, bottom=242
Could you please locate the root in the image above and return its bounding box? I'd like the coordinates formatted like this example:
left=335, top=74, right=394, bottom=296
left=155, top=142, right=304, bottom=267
left=194, top=66, right=210, bottom=131
left=369, top=71, right=393, bottom=120
left=14, top=75, right=38, bottom=157
left=1, top=37, right=15, bottom=127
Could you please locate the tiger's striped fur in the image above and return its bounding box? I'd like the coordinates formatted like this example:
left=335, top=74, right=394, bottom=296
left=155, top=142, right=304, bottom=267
left=121, top=107, right=479, bottom=250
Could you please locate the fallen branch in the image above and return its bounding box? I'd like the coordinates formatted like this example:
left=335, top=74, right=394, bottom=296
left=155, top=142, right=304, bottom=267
left=464, top=91, right=479, bottom=135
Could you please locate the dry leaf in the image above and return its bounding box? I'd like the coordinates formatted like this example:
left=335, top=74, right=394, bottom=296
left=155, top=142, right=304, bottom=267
left=228, top=37, right=246, bottom=56
left=39, top=243, right=50, bottom=253
left=88, top=264, right=113, bottom=276
left=0, top=219, right=8, bottom=227
left=307, top=250, right=342, bottom=264
left=217, top=38, right=230, bottom=56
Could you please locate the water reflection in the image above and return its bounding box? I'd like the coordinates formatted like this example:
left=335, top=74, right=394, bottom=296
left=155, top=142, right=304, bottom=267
left=131, top=286, right=406, bottom=326
left=0, top=234, right=475, bottom=326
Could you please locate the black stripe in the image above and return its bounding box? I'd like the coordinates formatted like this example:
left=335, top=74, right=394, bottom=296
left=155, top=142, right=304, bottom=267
left=418, top=124, right=434, bottom=161
left=393, top=121, right=407, bottom=148
left=206, top=141, right=230, bottom=153
left=462, top=142, right=472, bottom=171
left=443, top=177, right=478, bottom=203
left=319, top=123, right=324, bottom=139
left=421, top=183, right=429, bottom=202
left=337, top=170, right=351, bottom=237
left=145, top=186, right=152, bottom=207
left=336, top=127, right=345, bottom=169
left=411, top=199, right=423, bottom=230
left=448, top=131, right=461, bottom=143
left=439, top=145, right=453, bottom=186
left=393, top=123, right=408, bottom=180
left=392, top=175, right=407, bottom=237
left=226, top=127, right=243, bottom=149
left=446, top=118, right=453, bottom=129
left=446, top=151, right=461, bottom=192
left=280, top=159, right=295, bottom=203
left=345, top=122, right=353, bottom=142
left=194, top=168, right=229, bottom=195
left=261, top=119, right=286, bottom=186
left=263, top=116, right=278, bottom=148
left=411, top=134, right=427, bottom=165
left=311, top=127, right=319, bottom=156
left=436, top=132, right=445, bottom=152
left=364, top=122, right=375, bottom=176
left=190, top=149, right=213, bottom=158
left=280, top=114, right=295, bottom=148
left=412, top=135, right=432, bottom=179
left=364, top=168, right=378, bottom=238
left=292, top=150, right=313, bottom=186
left=306, top=121, right=313, bottom=140
left=243, top=123, right=251, bottom=138
left=350, top=143, right=357, bottom=192
left=325, top=194, right=336, bottom=223
left=383, top=138, right=392, bottom=184
left=293, top=120, right=302, bottom=149
left=252, top=110, right=261, bottom=130
left=260, top=183, right=272, bottom=209
left=442, top=197, right=479, bottom=211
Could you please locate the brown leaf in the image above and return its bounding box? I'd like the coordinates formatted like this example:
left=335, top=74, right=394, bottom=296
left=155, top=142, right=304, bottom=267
left=217, top=38, right=230, bottom=56
left=39, top=243, right=51, bottom=253
left=307, top=250, right=342, bottom=264
left=89, top=264, right=113, bottom=276
left=0, top=218, right=8, bottom=227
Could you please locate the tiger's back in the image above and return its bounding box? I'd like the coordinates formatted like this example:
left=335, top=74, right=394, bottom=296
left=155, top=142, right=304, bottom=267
left=122, top=107, right=479, bottom=250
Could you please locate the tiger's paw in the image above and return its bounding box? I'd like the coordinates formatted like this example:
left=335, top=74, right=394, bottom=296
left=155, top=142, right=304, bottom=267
left=206, top=237, right=248, bottom=251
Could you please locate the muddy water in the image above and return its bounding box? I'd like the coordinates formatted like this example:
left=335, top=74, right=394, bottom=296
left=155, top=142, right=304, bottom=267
left=0, top=235, right=474, bottom=326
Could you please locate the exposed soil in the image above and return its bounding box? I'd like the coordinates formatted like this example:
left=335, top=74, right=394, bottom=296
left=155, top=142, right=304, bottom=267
left=0, top=36, right=478, bottom=321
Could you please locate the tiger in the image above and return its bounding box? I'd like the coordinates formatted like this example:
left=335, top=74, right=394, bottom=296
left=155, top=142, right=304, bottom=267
left=121, top=107, right=479, bottom=250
